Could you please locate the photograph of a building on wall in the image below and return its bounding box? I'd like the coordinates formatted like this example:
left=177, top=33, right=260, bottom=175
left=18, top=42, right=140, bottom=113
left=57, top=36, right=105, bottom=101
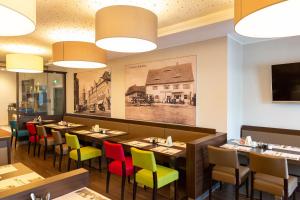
left=74, top=68, right=111, bottom=117
left=125, top=56, right=196, bottom=126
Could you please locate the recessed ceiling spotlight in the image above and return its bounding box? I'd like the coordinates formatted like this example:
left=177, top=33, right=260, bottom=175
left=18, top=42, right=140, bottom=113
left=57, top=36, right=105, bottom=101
left=0, top=0, right=36, bottom=36
left=95, top=5, right=158, bottom=53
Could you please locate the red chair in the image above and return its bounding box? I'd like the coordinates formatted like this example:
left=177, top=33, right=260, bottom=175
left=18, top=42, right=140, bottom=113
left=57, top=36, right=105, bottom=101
left=26, top=122, right=38, bottom=156
left=104, top=141, right=133, bottom=200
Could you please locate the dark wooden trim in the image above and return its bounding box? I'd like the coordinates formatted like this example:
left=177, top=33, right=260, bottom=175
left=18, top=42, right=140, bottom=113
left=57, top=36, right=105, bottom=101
left=0, top=168, right=89, bottom=200
left=65, top=113, right=216, bottom=134
left=44, top=70, right=67, bottom=74
left=241, top=125, right=300, bottom=137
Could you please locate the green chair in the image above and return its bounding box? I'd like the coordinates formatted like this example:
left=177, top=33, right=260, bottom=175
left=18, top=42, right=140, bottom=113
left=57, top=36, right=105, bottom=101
left=131, top=147, right=179, bottom=200
left=9, top=120, right=29, bottom=149
left=65, top=133, right=102, bottom=171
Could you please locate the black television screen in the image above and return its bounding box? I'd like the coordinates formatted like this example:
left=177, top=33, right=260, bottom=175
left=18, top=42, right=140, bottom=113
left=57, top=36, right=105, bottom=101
left=272, top=63, right=300, bottom=102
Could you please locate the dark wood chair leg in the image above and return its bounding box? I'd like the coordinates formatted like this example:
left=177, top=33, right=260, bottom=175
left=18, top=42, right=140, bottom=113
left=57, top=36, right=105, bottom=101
left=77, top=159, right=80, bottom=169
left=38, top=144, right=41, bottom=157
left=33, top=142, right=37, bottom=157
left=98, top=157, right=102, bottom=172
left=259, top=191, right=262, bottom=200
left=121, top=174, right=126, bottom=200
left=59, top=154, right=63, bottom=172
left=28, top=141, right=31, bottom=154
left=235, top=184, right=239, bottom=200
left=250, top=172, right=254, bottom=200
left=106, top=171, right=110, bottom=193
left=67, top=158, right=71, bottom=171
left=44, top=145, right=47, bottom=160
left=128, top=176, right=131, bottom=183
left=53, top=151, right=56, bottom=167
left=293, top=191, right=296, bottom=200
left=245, top=177, right=249, bottom=198
left=14, top=136, right=17, bottom=149
left=10, top=136, right=13, bottom=146
left=152, top=187, right=157, bottom=200
left=133, top=181, right=137, bottom=200
left=174, top=180, right=178, bottom=200
left=89, top=159, right=92, bottom=169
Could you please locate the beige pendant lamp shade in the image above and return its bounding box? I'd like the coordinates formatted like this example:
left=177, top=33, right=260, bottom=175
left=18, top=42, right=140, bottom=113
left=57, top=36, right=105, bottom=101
left=52, top=41, right=107, bottom=68
left=0, top=0, right=36, bottom=36
left=6, top=54, right=43, bottom=73
left=95, top=5, right=158, bottom=53
left=235, top=0, right=300, bottom=38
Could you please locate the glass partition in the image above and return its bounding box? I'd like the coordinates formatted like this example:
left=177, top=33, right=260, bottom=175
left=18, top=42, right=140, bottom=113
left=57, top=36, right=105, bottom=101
left=18, top=71, right=66, bottom=116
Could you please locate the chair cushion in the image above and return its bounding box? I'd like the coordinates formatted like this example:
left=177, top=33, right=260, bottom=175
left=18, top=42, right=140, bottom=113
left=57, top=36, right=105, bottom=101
left=254, top=173, right=298, bottom=197
left=69, top=146, right=102, bottom=161
left=17, top=130, right=29, bottom=137
left=29, top=135, right=39, bottom=143
left=55, top=144, right=68, bottom=155
left=136, top=165, right=179, bottom=188
left=108, top=156, right=133, bottom=176
left=39, top=137, right=55, bottom=146
left=212, top=165, right=249, bottom=185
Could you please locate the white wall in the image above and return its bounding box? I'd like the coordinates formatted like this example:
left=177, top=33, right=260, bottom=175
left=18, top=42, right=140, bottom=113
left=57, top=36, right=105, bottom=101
left=243, top=36, right=300, bottom=129
left=227, top=37, right=243, bottom=139
left=67, top=37, right=228, bottom=132
left=0, top=71, right=16, bottom=125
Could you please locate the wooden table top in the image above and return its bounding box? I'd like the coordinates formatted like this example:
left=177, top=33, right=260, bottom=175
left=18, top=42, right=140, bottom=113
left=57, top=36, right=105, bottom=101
left=0, top=129, right=11, bottom=140
left=27, top=120, right=55, bottom=125
left=70, top=128, right=128, bottom=143
left=120, top=137, right=186, bottom=158
left=223, top=139, right=300, bottom=164
left=0, top=163, right=44, bottom=192
left=43, top=123, right=86, bottom=131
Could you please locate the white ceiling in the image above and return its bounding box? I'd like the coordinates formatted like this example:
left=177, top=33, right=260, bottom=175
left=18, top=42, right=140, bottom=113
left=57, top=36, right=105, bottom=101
left=0, top=0, right=235, bottom=62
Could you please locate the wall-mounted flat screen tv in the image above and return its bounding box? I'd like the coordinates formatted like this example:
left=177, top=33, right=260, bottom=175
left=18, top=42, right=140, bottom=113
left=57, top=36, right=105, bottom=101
left=272, top=62, right=300, bottom=102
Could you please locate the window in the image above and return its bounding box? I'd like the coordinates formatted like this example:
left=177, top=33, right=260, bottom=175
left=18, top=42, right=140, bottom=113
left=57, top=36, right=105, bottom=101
left=155, top=95, right=159, bottom=99
left=164, top=85, right=170, bottom=89
left=183, top=84, right=190, bottom=89
left=18, top=71, right=66, bottom=116
left=173, top=84, right=179, bottom=89
left=152, top=86, right=158, bottom=90
left=184, top=95, right=188, bottom=99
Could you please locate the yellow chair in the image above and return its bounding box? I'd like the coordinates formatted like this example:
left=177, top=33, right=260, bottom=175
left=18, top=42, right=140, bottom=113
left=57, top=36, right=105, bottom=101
left=131, top=147, right=179, bottom=200
left=65, top=133, right=102, bottom=171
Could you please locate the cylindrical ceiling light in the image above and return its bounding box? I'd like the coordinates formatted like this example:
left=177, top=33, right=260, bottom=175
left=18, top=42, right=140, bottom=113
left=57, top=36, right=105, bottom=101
left=95, top=5, right=158, bottom=53
left=52, top=41, right=107, bottom=68
left=6, top=54, right=43, bottom=73
left=0, top=0, right=36, bottom=36
left=235, top=0, right=300, bottom=38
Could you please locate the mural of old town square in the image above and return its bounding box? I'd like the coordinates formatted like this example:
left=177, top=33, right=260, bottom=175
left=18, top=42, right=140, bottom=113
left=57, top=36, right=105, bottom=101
left=125, top=56, right=196, bottom=126
left=74, top=68, right=111, bottom=117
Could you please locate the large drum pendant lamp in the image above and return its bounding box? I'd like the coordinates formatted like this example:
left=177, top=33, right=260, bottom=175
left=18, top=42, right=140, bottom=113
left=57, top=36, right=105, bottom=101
left=6, top=54, right=43, bottom=73
left=52, top=41, right=107, bottom=68
left=235, top=0, right=300, bottom=38
left=0, top=0, right=36, bottom=36
left=95, top=5, right=158, bottom=53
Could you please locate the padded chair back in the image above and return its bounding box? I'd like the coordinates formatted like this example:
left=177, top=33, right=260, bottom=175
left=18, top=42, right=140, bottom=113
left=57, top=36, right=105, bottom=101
left=249, top=152, right=288, bottom=179
left=26, top=122, right=36, bottom=136
left=104, top=141, right=125, bottom=161
left=65, top=133, right=80, bottom=149
left=131, top=147, right=157, bottom=172
left=36, top=125, right=47, bottom=137
left=9, top=120, right=18, bottom=132
left=52, top=131, right=63, bottom=145
left=208, top=145, right=239, bottom=169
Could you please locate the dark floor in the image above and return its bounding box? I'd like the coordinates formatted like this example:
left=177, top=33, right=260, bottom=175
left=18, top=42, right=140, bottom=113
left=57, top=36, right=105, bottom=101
left=12, top=144, right=300, bottom=200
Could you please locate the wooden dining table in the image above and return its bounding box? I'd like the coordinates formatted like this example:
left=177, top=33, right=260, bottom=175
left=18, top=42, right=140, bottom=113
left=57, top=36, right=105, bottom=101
left=222, top=139, right=300, bottom=165
left=0, top=129, right=12, bottom=164
left=43, top=123, right=86, bottom=133
left=70, top=128, right=128, bottom=144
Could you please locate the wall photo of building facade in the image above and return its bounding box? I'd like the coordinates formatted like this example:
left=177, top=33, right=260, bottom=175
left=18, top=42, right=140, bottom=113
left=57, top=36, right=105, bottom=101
left=125, top=56, right=196, bottom=126
left=74, top=68, right=111, bottom=117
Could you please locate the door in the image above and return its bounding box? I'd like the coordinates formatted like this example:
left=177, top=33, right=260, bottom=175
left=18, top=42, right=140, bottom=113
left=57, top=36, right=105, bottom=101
left=54, top=88, right=64, bottom=115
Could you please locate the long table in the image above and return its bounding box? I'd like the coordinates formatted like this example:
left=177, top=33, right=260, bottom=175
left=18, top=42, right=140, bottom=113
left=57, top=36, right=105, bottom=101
left=0, top=163, right=44, bottom=193
left=43, top=123, right=86, bottom=132
left=0, top=129, right=12, bottom=164
left=70, top=129, right=128, bottom=143
left=222, top=139, right=300, bottom=165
